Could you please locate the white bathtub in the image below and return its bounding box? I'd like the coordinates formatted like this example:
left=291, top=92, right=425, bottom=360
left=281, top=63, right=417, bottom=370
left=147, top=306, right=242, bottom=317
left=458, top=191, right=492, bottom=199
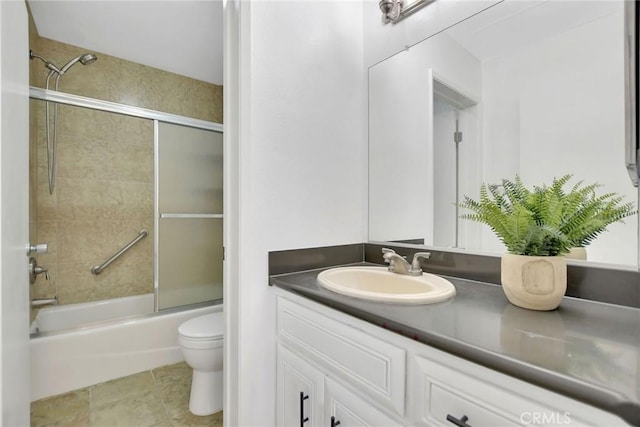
left=30, top=294, right=222, bottom=401
left=31, top=294, right=156, bottom=333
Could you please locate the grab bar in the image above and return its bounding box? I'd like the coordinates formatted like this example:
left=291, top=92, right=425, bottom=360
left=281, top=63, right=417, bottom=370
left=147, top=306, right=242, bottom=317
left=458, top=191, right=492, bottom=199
left=91, top=229, right=148, bottom=275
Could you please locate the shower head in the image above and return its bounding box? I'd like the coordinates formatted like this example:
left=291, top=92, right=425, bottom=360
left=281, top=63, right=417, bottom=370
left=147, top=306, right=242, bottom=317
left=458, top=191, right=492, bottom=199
left=60, top=53, right=98, bottom=74
left=29, top=50, right=62, bottom=74
left=79, top=53, right=98, bottom=65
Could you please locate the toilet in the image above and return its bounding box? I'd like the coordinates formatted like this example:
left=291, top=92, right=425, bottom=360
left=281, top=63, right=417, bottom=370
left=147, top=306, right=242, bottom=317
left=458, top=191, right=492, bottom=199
left=178, top=311, right=224, bottom=416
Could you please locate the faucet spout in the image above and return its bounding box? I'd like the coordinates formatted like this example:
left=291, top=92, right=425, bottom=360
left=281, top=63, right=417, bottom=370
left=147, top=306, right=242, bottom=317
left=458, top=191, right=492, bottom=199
left=31, top=297, right=58, bottom=307
left=382, top=248, right=431, bottom=276
left=382, top=250, right=411, bottom=274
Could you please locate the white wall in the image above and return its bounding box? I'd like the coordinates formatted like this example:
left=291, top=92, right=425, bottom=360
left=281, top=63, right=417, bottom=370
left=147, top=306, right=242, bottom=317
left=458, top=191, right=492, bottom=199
left=0, top=0, right=30, bottom=424
left=368, top=32, right=481, bottom=243
left=228, top=1, right=367, bottom=425
left=481, top=5, right=637, bottom=265
left=363, top=0, right=500, bottom=67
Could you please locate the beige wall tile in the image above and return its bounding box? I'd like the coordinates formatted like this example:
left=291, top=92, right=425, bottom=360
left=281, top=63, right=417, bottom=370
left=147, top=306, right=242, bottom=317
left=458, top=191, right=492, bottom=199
left=34, top=167, right=57, bottom=221
left=30, top=34, right=221, bottom=318
left=31, top=37, right=223, bottom=122
left=31, top=266, right=57, bottom=300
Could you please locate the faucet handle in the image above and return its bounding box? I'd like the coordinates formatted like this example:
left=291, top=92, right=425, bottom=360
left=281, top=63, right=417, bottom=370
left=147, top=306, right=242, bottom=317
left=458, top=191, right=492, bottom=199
left=34, top=265, right=49, bottom=281
left=381, top=248, right=396, bottom=261
left=411, top=252, right=431, bottom=271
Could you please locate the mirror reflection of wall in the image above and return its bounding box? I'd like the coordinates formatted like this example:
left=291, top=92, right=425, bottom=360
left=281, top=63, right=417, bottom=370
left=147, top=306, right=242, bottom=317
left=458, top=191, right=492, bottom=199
left=368, top=0, right=638, bottom=268
left=432, top=83, right=477, bottom=249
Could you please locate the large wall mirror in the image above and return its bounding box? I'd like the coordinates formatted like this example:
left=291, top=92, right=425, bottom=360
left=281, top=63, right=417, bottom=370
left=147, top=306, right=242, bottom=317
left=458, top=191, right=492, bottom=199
left=369, top=0, right=639, bottom=269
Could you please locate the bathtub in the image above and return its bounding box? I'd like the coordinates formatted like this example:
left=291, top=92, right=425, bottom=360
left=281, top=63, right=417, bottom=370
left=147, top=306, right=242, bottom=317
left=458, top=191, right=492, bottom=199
left=30, top=293, right=222, bottom=401
left=30, top=293, right=156, bottom=333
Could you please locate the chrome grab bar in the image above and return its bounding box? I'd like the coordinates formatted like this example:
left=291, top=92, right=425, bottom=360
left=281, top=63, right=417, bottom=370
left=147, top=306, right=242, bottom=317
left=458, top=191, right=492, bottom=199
left=91, top=229, right=148, bottom=275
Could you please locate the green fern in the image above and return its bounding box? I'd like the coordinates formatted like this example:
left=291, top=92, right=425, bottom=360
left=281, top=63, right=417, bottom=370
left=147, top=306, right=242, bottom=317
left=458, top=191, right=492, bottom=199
left=459, top=175, right=637, bottom=256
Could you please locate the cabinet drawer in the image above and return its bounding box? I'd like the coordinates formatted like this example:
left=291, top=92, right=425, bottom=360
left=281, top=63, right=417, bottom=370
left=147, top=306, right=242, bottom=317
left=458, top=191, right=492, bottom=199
left=413, top=348, right=628, bottom=427
left=277, top=296, right=406, bottom=416
left=430, top=383, right=518, bottom=427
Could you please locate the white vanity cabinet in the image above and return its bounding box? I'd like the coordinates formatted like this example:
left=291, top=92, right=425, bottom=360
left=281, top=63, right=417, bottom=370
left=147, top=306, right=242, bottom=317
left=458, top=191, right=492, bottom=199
left=276, top=343, right=403, bottom=427
left=409, top=346, right=629, bottom=427
left=276, top=295, right=407, bottom=426
left=324, top=378, right=401, bottom=427
left=277, top=344, right=325, bottom=427
left=275, top=292, right=630, bottom=427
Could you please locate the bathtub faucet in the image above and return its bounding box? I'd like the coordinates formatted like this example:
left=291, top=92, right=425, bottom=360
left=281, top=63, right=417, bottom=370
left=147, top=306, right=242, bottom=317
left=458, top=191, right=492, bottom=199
left=31, top=297, right=58, bottom=307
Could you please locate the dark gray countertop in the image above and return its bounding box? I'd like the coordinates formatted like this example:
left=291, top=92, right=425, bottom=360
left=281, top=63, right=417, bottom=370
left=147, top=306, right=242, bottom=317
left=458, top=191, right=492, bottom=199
left=270, top=262, right=640, bottom=426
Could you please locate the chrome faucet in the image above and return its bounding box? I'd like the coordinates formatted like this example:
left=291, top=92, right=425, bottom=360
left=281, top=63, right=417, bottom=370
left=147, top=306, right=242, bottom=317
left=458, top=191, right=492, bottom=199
left=29, top=257, right=49, bottom=284
left=31, top=297, right=58, bottom=307
left=382, top=248, right=431, bottom=276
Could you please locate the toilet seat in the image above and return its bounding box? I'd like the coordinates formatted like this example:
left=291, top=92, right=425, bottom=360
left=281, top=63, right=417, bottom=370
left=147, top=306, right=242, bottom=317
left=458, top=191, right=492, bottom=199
left=178, top=312, right=224, bottom=339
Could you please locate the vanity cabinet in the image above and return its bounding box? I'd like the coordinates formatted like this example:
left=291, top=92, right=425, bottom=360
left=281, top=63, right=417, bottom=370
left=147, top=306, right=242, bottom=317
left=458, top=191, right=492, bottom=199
left=276, top=295, right=406, bottom=426
left=409, top=346, right=629, bottom=427
left=324, top=378, right=401, bottom=427
left=277, top=344, right=325, bottom=427
left=275, top=292, right=630, bottom=427
left=276, top=343, right=403, bottom=427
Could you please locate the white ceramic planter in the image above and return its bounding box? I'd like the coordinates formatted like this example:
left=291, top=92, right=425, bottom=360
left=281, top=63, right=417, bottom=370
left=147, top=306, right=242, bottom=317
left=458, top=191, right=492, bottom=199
left=500, top=254, right=567, bottom=311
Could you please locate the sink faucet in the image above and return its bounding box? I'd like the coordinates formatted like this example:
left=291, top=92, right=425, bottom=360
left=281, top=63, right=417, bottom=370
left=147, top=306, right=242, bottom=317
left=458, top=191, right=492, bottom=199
left=382, top=248, right=431, bottom=276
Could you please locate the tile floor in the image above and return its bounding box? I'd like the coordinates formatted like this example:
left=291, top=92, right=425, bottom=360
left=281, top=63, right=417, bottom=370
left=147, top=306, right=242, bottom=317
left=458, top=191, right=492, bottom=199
left=30, top=362, right=223, bottom=427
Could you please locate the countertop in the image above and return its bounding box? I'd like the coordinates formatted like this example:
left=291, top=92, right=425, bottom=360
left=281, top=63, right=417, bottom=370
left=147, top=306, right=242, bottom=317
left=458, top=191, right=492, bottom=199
left=270, top=262, right=640, bottom=426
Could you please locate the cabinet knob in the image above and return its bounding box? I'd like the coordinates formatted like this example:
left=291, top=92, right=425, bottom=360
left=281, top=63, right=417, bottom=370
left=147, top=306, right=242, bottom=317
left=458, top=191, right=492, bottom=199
left=447, top=414, right=472, bottom=427
left=331, top=415, right=341, bottom=427
left=299, top=392, right=309, bottom=426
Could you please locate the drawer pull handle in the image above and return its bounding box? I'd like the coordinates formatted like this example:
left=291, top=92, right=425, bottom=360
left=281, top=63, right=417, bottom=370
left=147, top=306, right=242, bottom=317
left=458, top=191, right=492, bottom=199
left=447, top=414, right=472, bottom=427
left=299, top=392, right=309, bottom=426
left=331, top=415, right=341, bottom=427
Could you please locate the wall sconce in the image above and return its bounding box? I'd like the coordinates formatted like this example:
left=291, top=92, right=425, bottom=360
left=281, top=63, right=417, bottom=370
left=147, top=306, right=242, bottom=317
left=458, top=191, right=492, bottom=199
left=379, top=0, right=435, bottom=24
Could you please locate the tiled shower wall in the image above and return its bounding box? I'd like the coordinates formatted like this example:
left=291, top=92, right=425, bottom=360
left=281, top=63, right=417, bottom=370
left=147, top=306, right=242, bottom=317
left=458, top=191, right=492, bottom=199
left=28, top=15, right=223, bottom=315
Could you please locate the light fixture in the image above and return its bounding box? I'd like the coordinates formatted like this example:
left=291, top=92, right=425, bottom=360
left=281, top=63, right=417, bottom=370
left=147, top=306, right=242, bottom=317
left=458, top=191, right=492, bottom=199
left=379, top=0, right=435, bottom=24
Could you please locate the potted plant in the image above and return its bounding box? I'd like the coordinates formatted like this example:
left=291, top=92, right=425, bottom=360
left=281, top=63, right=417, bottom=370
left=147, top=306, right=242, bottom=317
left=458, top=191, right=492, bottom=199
left=459, top=175, right=636, bottom=311
left=550, top=177, right=637, bottom=260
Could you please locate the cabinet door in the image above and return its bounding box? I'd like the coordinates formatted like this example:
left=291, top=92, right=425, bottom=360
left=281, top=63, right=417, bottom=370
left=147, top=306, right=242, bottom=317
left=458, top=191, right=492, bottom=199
left=324, top=378, right=403, bottom=427
left=277, top=344, right=325, bottom=427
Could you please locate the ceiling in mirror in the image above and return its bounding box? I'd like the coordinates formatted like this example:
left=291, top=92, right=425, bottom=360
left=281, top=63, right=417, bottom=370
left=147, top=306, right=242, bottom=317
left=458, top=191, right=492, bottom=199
left=368, top=0, right=639, bottom=268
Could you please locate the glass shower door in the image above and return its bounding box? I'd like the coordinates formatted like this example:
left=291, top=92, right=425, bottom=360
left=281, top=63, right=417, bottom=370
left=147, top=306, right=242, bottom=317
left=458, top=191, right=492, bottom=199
left=156, top=122, right=223, bottom=310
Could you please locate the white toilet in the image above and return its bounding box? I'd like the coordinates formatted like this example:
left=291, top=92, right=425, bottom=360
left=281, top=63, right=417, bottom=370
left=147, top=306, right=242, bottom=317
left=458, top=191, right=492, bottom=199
left=178, top=311, right=224, bottom=416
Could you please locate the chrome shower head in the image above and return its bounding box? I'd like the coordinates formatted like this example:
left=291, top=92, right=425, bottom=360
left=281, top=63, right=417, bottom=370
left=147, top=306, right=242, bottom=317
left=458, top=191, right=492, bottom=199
left=60, top=53, right=98, bottom=74
left=29, top=50, right=62, bottom=74
left=80, top=53, right=97, bottom=65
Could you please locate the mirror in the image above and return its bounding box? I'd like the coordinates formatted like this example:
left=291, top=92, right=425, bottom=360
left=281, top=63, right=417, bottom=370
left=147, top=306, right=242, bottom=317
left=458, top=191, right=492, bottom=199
left=369, top=0, right=639, bottom=268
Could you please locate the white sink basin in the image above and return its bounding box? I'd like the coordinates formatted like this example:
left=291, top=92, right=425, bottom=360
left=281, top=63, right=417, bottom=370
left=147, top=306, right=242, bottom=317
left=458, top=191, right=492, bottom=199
left=317, top=266, right=456, bottom=304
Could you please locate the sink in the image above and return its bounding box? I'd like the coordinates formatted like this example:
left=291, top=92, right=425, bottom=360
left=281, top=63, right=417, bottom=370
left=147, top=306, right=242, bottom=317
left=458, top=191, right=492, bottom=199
left=317, top=266, right=456, bottom=304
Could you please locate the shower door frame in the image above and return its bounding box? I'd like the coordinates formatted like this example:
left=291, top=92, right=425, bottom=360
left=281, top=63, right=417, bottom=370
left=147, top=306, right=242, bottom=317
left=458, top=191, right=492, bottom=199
left=29, top=87, right=224, bottom=312
left=30, top=87, right=222, bottom=132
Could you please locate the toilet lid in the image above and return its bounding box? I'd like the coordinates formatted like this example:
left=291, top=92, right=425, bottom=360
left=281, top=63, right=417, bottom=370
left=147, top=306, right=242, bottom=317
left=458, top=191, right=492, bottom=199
left=178, top=312, right=224, bottom=339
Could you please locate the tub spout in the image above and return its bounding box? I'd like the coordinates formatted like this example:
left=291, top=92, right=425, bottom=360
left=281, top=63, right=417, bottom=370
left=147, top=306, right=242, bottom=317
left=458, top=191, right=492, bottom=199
left=31, top=297, right=58, bottom=307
